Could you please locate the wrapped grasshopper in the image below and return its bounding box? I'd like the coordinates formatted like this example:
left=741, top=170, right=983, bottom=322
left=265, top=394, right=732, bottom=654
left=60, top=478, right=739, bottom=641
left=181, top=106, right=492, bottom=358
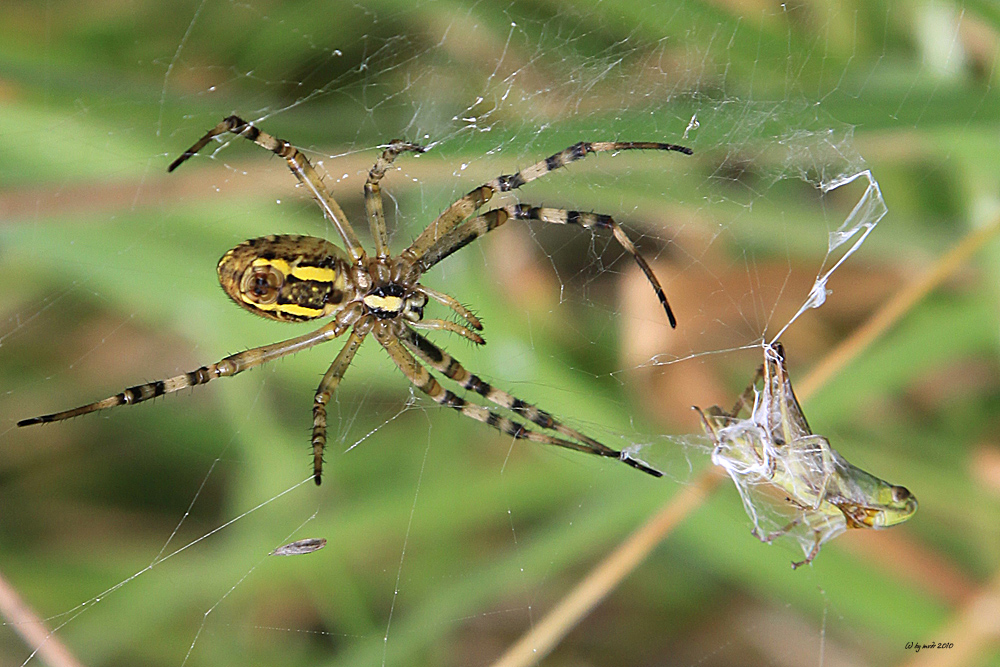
left=695, top=343, right=917, bottom=568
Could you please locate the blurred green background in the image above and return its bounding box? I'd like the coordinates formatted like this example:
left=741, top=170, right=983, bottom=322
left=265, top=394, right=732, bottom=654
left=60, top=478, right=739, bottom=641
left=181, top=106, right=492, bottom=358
left=2, top=1, right=999, bottom=666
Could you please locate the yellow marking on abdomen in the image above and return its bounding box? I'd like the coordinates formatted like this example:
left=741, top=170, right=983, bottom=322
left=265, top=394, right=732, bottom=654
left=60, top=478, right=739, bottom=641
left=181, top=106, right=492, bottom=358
left=290, top=265, right=340, bottom=284
left=252, top=257, right=343, bottom=287
left=253, top=257, right=292, bottom=275
left=250, top=301, right=326, bottom=318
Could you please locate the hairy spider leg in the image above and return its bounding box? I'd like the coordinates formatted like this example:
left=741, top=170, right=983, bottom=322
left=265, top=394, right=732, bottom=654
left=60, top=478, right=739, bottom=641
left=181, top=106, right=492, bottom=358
left=311, top=327, right=368, bottom=484
left=415, top=285, right=483, bottom=331
left=402, top=141, right=691, bottom=326
left=399, top=327, right=662, bottom=477
left=407, top=318, right=485, bottom=345
left=405, top=140, right=692, bottom=259
left=18, top=321, right=348, bottom=427
left=365, top=140, right=425, bottom=258
left=418, top=204, right=678, bottom=327
left=373, top=323, right=662, bottom=476
left=168, top=115, right=367, bottom=263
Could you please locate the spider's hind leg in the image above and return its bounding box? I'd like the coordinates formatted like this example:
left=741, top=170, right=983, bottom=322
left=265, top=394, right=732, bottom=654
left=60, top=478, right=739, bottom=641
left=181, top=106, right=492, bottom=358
left=509, top=205, right=676, bottom=327
left=168, top=115, right=366, bottom=262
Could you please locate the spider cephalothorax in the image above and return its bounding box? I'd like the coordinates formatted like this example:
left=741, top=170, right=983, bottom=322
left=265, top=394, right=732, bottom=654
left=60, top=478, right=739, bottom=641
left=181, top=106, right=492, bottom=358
left=20, top=115, right=692, bottom=484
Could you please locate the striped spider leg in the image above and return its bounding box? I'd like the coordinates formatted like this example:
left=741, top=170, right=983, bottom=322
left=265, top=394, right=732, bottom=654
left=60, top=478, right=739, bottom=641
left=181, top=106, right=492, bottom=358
left=21, top=117, right=688, bottom=483
left=384, top=325, right=662, bottom=476
left=17, top=318, right=351, bottom=432
left=169, top=115, right=368, bottom=262
left=401, top=140, right=693, bottom=328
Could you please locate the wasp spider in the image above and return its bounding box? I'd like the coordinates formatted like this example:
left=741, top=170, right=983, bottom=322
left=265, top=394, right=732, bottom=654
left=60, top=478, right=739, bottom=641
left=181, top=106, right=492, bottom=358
left=19, top=115, right=691, bottom=484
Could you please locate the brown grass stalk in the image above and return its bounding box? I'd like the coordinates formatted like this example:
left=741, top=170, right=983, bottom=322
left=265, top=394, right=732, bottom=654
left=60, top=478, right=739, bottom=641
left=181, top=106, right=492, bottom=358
left=0, top=567, right=86, bottom=667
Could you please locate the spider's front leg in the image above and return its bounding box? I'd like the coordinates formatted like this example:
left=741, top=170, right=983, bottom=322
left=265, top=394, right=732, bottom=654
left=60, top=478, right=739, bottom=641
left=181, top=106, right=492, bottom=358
left=405, top=140, right=692, bottom=262
left=416, top=204, right=678, bottom=327
left=373, top=321, right=662, bottom=477
left=402, top=140, right=691, bottom=327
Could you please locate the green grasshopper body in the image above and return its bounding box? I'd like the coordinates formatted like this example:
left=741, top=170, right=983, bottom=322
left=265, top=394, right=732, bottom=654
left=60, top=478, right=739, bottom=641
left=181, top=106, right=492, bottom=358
left=695, top=343, right=917, bottom=568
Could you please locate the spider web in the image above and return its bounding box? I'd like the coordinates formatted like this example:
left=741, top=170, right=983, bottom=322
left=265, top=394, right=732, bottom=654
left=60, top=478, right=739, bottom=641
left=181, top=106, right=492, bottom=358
left=1, top=2, right=993, bottom=667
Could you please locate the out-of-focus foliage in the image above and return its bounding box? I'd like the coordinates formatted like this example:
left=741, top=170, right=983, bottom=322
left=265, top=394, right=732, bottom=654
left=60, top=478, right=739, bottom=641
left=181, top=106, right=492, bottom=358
left=1, top=2, right=998, bottom=666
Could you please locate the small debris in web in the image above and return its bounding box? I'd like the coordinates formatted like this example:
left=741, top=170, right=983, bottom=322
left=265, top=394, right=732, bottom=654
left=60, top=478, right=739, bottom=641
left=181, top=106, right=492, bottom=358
left=270, top=538, right=328, bottom=556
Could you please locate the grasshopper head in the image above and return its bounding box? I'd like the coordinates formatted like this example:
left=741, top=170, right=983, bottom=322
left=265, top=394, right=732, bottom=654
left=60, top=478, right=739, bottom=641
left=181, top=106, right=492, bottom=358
left=863, top=484, right=918, bottom=528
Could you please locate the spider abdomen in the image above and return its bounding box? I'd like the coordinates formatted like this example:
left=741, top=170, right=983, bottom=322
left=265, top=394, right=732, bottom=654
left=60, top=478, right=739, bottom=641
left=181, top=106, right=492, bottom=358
left=218, top=234, right=355, bottom=322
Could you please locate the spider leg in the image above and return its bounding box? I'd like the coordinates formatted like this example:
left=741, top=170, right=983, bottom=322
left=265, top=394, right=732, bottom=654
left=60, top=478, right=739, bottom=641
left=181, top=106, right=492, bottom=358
left=417, top=204, right=677, bottom=327
left=168, top=115, right=367, bottom=263
left=403, top=140, right=692, bottom=266
left=19, top=320, right=348, bottom=427
left=415, top=285, right=482, bottom=331
left=407, top=319, right=485, bottom=345
left=416, top=208, right=507, bottom=271
left=400, top=327, right=617, bottom=447
left=365, top=140, right=425, bottom=258
left=311, top=326, right=369, bottom=485
left=373, top=324, right=662, bottom=477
